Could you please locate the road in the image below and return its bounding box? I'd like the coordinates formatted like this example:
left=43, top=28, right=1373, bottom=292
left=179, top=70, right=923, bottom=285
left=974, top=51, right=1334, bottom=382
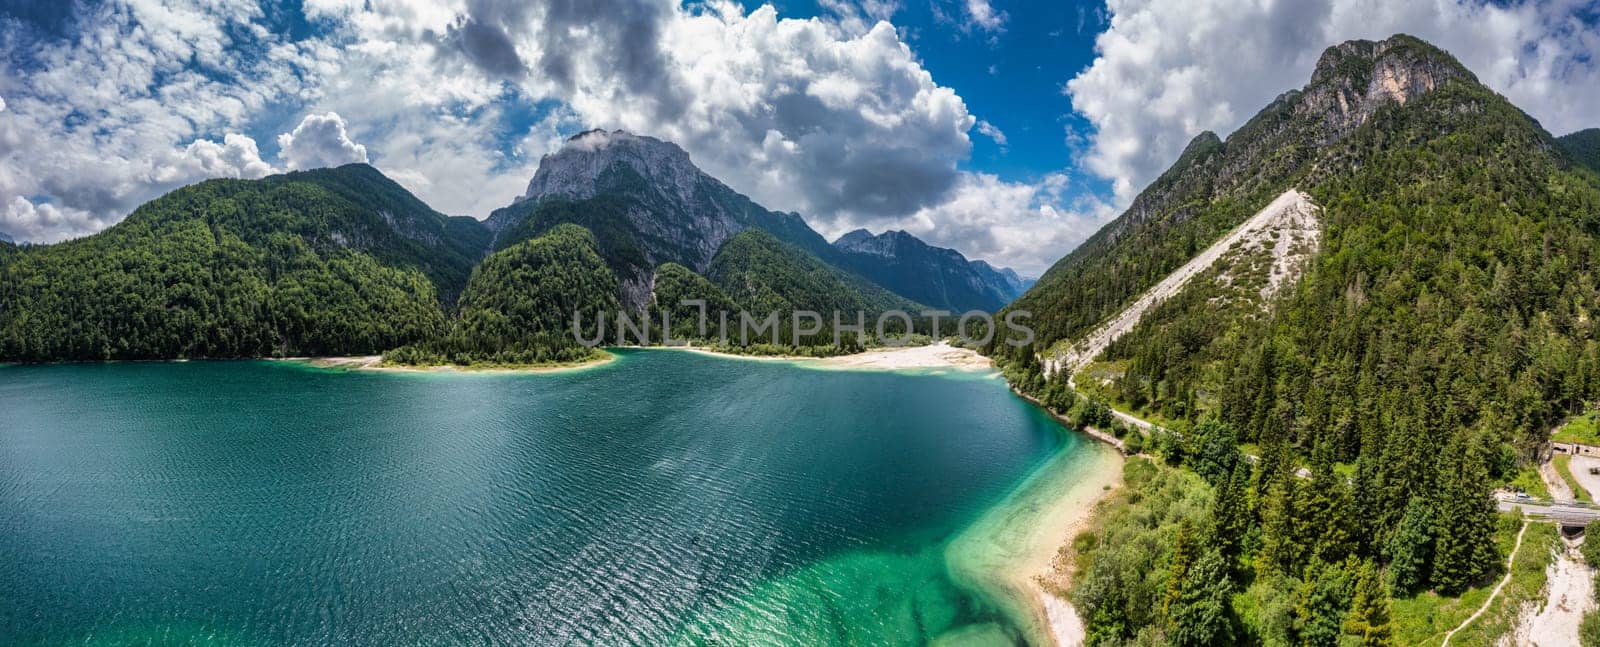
left=1568, top=455, right=1600, bottom=500
left=1499, top=496, right=1600, bottom=528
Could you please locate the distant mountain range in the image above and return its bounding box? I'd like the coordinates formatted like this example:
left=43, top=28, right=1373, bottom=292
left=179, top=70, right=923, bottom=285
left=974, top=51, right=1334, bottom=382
left=0, top=129, right=1024, bottom=361
left=832, top=228, right=1032, bottom=312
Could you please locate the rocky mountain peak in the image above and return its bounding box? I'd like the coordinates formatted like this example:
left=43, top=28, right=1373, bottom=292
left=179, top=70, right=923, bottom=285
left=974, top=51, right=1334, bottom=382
left=1299, top=34, right=1476, bottom=142
left=833, top=229, right=930, bottom=258
left=833, top=229, right=875, bottom=249
left=517, top=129, right=706, bottom=206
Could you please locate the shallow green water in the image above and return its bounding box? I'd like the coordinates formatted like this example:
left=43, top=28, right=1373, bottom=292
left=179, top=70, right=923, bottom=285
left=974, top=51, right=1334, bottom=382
left=0, top=350, right=1093, bottom=645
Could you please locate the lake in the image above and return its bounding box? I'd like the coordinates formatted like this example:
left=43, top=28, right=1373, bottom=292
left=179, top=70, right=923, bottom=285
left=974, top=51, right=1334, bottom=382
left=0, top=349, right=1097, bottom=645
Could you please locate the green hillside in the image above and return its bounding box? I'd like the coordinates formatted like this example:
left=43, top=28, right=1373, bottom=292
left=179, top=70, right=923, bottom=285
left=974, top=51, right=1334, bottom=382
left=0, top=165, right=488, bottom=360
left=1560, top=128, right=1600, bottom=174
left=384, top=224, right=619, bottom=366
left=646, top=262, right=742, bottom=342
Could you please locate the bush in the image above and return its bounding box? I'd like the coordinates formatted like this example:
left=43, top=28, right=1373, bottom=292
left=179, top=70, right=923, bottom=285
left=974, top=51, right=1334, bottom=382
left=1583, top=522, right=1600, bottom=566
left=1582, top=607, right=1600, bottom=647
left=1124, top=431, right=1146, bottom=455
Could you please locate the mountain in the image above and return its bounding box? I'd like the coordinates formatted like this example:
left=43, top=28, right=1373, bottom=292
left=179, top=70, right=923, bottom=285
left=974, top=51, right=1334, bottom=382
left=830, top=229, right=1029, bottom=311
left=0, top=231, right=13, bottom=244
left=384, top=224, right=619, bottom=366
left=0, top=164, right=489, bottom=360
left=486, top=128, right=988, bottom=315
left=486, top=130, right=840, bottom=309
left=970, top=260, right=1035, bottom=296
left=1007, top=35, right=1483, bottom=351
left=1561, top=128, right=1600, bottom=174
left=1005, top=34, right=1600, bottom=644
left=283, top=164, right=493, bottom=299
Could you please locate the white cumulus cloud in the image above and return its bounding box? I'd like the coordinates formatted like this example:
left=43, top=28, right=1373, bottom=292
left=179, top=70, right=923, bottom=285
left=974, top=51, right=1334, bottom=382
left=277, top=112, right=370, bottom=171
left=2, top=196, right=109, bottom=244
left=176, top=134, right=279, bottom=180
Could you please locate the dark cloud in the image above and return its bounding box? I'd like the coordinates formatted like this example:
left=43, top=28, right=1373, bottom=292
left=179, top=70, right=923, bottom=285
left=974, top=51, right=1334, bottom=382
left=806, top=139, right=962, bottom=222
left=439, top=0, right=687, bottom=119
left=444, top=18, right=526, bottom=80
left=534, top=0, right=686, bottom=120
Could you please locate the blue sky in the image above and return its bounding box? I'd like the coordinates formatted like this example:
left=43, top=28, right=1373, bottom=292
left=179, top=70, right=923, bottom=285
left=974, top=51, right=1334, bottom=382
left=2, top=1, right=1598, bottom=275
left=738, top=0, right=1108, bottom=184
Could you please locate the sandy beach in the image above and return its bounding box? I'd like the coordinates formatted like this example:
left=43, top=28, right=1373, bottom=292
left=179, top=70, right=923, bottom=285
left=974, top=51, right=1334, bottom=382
left=815, top=341, right=994, bottom=370
left=1023, top=451, right=1124, bottom=647
left=945, top=440, right=1124, bottom=647
left=294, top=341, right=989, bottom=374
left=662, top=340, right=994, bottom=371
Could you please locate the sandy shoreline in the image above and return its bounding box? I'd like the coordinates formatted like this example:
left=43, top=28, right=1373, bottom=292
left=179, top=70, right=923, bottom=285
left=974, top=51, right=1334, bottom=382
left=282, top=352, right=616, bottom=374
left=286, top=341, right=990, bottom=374
left=653, top=340, right=994, bottom=371
left=1020, top=451, right=1124, bottom=647
left=945, top=438, right=1124, bottom=647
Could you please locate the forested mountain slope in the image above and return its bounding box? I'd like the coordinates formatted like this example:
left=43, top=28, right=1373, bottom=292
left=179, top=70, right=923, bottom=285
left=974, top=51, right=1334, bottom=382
left=1004, top=35, right=1487, bottom=354
left=0, top=164, right=490, bottom=360
left=998, top=34, right=1600, bottom=645
left=1561, top=128, right=1600, bottom=174
left=0, top=131, right=966, bottom=363
left=383, top=224, right=618, bottom=366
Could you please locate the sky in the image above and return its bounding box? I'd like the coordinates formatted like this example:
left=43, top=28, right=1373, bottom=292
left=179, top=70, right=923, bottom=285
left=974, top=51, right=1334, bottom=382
left=1, top=1, right=1597, bottom=276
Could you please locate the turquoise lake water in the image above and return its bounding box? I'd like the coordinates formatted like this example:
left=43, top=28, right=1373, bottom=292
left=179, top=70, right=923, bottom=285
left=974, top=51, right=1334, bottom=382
left=0, top=350, right=1092, bottom=645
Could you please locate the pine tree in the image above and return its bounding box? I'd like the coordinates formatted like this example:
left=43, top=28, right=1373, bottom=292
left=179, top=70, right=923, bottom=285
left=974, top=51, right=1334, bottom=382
left=1298, top=439, right=1357, bottom=565
left=1385, top=495, right=1434, bottom=594
left=1211, top=462, right=1253, bottom=565
left=1192, top=417, right=1240, bottom=484
left=1294, top=561, right=1353, bottom=647
left=1428, top=442, right=1499, bottom=594
left=1343, top=560, right=1395, bottom=647
left=1164, top=519, right=1199, bottom=616
left=1257, top=475, right=1299, bottom=577
left=1168, top=548, right=1237, bottom=647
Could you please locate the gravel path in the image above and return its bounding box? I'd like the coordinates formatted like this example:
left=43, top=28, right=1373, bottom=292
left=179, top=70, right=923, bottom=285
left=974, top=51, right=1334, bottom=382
left=1442, top=519, right=1529, bottom=646
left=1542, top=460, right=1577, bottom=501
